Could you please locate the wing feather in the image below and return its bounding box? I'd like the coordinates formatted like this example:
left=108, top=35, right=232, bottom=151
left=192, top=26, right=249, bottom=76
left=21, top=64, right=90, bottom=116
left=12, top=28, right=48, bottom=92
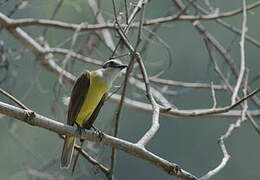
left=67, top=71, right=90, bottom=126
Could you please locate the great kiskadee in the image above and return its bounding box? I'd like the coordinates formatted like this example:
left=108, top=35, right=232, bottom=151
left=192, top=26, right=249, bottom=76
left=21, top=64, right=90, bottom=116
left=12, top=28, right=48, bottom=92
left=60, top=60, right=127, bottom=168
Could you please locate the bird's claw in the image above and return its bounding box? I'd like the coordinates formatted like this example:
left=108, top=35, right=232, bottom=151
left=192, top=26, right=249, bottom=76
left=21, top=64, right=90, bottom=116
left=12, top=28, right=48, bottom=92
left=91, top=125, right=103, bottom=142
left=24, top=110, right=35, bottom=125
left=74, top=121, right=84, bottom=139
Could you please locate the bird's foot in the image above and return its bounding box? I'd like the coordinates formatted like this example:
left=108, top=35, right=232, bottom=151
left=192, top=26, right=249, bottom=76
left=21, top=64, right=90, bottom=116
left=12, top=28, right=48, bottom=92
left=24, top=110, right=36, bottom=125
left=91, top=125, right=103, bottom=142
left=74, top=121, right=84, bottom=138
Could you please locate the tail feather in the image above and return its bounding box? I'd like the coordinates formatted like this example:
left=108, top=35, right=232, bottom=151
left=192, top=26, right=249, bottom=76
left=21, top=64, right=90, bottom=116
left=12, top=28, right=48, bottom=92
left=60, top=136, right=76, bottom=168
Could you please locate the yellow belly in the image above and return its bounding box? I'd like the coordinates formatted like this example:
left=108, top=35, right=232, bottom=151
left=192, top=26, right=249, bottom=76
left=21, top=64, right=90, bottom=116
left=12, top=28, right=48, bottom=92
left=75, top=71, right=109, bottom=126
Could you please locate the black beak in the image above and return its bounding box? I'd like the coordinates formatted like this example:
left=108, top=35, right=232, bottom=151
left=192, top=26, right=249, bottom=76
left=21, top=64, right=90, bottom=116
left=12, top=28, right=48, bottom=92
left=112, top=63, right=128, bottom=69
left=117, top=64, right=128, bottom=69
left=103, top=60, right=128, bottom=69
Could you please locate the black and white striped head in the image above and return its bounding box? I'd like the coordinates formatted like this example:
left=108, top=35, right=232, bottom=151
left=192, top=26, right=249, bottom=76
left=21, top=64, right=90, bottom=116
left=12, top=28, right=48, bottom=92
left=98, top=60, right=127, bottom=86
left=102, top=60, right=128, bottom=69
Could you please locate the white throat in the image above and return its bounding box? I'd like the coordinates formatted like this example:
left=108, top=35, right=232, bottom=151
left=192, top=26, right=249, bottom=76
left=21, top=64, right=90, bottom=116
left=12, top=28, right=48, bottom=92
left=95, top=68, right=122, bottom=87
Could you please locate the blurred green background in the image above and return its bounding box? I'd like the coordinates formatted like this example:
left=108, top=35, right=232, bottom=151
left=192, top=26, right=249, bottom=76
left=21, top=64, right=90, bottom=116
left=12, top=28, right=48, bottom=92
left=0, top=0, right=260, bottom=179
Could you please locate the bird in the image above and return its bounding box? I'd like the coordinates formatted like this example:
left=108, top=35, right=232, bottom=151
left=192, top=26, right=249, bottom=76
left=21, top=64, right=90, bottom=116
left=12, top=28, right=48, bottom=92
left=60, top=60, right=127, bottom=169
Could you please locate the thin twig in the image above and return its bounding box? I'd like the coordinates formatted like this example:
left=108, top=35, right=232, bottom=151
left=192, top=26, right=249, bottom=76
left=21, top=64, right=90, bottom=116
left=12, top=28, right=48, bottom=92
left=59, top=23, right=83, bottom=84
left=129, top=77, right=172, bottom=107
left=110, top=0, right=146, bottom=57
left=113, top=5, right=164, bottom=150
left=242, top=69, right=249, bottom=121
left=231, top=0, right=247, bottom=104
left=88, top=0, right=115, bottom=50
left=175, top=0, right=197, bottom=19
left=74, top=143, right=110, bottom=177
left=109, top=57, right=135, bottom=178
left=6, top=0, right=28, bottom=18
left=174, top=0, right=260, bottom=108
left=204, top=39, right=233, bottom=92
left=138, top=75, right=227, bottom=90
left=109, top=0, right=147, bottom=177
left=42, top=0, right=64, bottom=37
left=249, top=74, right=260, bottom=85
left=135, top=3, right=145, bottom=50
left=201, top=70, right=250, bottom=180
left=244, top=72, right=260, bottom=135
left=124, top=0, right=129, bottom=25
left=210, top=82, right=217, bottom=108
left=0, top=88, right=30, bottom=110
left=192, top=2, right=260, bottom=48
left=49, top=47, right=225, bottom=91
left=201, top=65, right=250, bottom=180
left=200, top=137, right=230, bottom=180
left=142, top=27, right=173, bottom=78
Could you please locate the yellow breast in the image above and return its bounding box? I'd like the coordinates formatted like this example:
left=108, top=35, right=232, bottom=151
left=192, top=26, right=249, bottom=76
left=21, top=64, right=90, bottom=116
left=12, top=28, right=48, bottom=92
left=76, top=71, right=109, bottom=126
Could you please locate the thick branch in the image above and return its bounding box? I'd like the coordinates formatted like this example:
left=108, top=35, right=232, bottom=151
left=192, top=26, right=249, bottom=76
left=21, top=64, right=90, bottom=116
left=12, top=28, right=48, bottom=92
left=0, top=6, right=259, bottom=122
left=0, top=101, right=198, bottom=180
left=1, top=2, right=259, bottom=31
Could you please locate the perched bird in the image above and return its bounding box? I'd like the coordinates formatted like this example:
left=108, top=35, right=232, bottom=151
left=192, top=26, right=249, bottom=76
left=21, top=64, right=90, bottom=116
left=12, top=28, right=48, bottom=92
left=60, top=60, right=127, bottom=168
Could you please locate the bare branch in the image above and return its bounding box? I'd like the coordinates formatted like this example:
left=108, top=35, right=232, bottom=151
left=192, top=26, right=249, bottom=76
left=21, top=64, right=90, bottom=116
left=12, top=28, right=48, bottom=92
left=110, top=93, right=260, bottom=118
left=74, top=143, right=110, bottom=177
left=1, top=1, right=260, bottom=179
left=192, top=2, right=260, bottom=48
left=115, top=23, right=162, bottom=146
left=59, top=23, right=83, bottom=84
left=201, top=64, right=250, bottom=180
left=48, top=47, right=226, bottom=91
left=137, top=105, right=160, bottom=146
left=1, top=2, right=259, bottom=31
left=0, top=101, right=198, bottom=180
left=140, top=75, right=227, bottom=90
left=0, top=88, right=30, bottom=110
left=231, top=0, right=247, bottom=104
left=200, top=138, right=230, bottom=180
left=42, top=0, right=64, bottom=37
left=210, top=82, right=217, bottom=108
left=174, top=0, right=260, bottom=108
left=88, top=0, right=115, bottom=50
left=129, top=77, right=172, bottom=107
left=1, top=1, right=255, bottom=131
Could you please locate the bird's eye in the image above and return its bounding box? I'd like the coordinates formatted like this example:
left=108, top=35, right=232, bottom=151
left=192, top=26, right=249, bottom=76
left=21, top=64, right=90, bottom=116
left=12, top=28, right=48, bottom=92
left=103, top=60, right=118, bottom=68
left=109, top=61, right=117, bottom=67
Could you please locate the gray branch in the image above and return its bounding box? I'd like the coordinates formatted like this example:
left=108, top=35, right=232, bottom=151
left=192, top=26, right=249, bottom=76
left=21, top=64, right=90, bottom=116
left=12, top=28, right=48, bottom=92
left=0, top=101, right=198, bottom=180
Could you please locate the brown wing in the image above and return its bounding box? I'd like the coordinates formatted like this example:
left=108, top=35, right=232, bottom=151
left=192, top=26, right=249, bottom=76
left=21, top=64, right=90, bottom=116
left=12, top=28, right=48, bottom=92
left=82, top=93, right=107, bottom=129
left=67, top=71, right=90, bottom=126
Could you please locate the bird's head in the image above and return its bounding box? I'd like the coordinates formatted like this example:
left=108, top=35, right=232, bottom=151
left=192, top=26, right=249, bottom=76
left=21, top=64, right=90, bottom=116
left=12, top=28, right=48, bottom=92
left=99, top=60, right=128, bottom=85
